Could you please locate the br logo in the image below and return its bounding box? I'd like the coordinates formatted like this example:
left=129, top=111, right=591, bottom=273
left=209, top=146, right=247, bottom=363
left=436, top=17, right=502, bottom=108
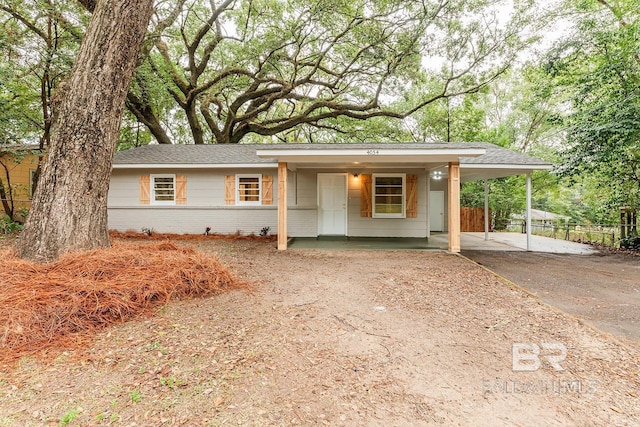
left=512, top=342, right=567, bottom=372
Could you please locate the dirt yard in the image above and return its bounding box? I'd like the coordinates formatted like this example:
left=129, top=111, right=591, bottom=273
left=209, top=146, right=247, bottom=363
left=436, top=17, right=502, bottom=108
left=463, top=250, right=640, bottom=347
left=1, top=239, right=639, bottom=426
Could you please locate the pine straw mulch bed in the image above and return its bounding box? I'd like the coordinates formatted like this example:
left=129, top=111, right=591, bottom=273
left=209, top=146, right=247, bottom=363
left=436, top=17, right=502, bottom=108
left=109, top=229, right=277, bottom=242
left=0, top=241, right=249, bottom=366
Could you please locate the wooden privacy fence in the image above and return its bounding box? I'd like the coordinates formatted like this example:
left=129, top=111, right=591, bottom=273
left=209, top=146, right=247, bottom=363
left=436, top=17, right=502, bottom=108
left=461, top=207, right=491, bottom=232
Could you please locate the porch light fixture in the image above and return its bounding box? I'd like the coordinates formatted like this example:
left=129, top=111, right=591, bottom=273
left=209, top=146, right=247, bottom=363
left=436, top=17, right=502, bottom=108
left=431, top=171, right=443, bottom=180
left=353, top=173, right=359, bottom=178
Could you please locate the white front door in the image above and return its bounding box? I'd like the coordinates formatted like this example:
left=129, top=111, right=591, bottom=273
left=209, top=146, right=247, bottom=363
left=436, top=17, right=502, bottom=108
left=429, top=190, right=445, bottom=232
left=318, top=173, right=347, bottom=235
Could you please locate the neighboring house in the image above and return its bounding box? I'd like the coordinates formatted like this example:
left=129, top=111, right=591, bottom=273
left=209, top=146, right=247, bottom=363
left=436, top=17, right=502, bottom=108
left=0, top=145, right=42, bottom=221
left=512, top=209, right=570, bottom=229
left=109, top=142, right=551, bottom=252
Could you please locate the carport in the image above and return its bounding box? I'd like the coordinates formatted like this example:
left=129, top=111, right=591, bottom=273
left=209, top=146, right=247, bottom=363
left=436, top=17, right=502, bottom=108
left=432, top=142, right=553, bottom=251
left=257, top=142, right=552, bottom=253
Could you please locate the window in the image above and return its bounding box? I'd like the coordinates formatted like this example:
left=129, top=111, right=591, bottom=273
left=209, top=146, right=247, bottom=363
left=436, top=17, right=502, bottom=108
left=151, top=174, right=175, bottom=204
left=225, top=175, right=272, bottom=205
left=236, top=174, right=261, bottom=205
left=372, top=174, right=405, bottom=218
left=140, top=175, right=186, bottom=205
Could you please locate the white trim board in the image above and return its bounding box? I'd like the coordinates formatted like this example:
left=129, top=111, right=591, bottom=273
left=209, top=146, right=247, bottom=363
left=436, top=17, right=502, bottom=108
left=112, top=163, right=278, bottom=169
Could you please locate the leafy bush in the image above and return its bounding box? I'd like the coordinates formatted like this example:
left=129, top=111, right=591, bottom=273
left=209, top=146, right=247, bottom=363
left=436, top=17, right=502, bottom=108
left=0, top=215, right=23, bottom=234
left=620, top=236, right=640, bottom=250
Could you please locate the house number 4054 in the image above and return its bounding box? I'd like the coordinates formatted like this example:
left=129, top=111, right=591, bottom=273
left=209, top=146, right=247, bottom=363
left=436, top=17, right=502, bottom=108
left=366, top=150, right=380, bottom=155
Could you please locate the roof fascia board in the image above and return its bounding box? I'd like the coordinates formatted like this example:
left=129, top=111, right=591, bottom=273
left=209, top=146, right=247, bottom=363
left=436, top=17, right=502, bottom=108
left=460, top=164, right=552, bottom=170
left=112, top=163, right=278, bottom=169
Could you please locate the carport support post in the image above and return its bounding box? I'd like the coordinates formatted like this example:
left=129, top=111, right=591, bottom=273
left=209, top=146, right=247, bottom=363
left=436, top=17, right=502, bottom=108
left=426, top=171, right=431, bottom=239
left=278, top=162, right=288, bottom=250
left=484, top=179, right=489, bottom=241
left=526, top=172, right=532, bottom=251
left=448, top=162, right=461, bottom=252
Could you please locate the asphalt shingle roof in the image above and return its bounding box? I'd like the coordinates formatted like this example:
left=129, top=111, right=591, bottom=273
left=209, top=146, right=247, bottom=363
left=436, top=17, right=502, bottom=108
left=460, top=142, right=550, bottom=166
left=113, top=142, right=550, bottom=167
left=113, top=144, right=276, bottom=165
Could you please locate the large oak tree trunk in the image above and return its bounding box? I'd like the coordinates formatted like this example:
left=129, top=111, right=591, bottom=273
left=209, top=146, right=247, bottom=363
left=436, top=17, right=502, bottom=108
left=15, top=0, right=154, bottom=262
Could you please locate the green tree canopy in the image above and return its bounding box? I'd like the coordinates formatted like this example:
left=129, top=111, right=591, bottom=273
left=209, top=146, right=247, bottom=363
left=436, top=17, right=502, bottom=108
left=546, top=0, right=640, bottom=211
left=133, top=0, right=538, bottom=144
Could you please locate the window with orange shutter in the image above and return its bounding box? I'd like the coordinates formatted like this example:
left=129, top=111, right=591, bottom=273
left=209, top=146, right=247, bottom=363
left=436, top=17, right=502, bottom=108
left=236, top=174, right=261, bottom=205
left=150, top=174, right=176, bottom=205
left=372, top=173, right=406, bottom=218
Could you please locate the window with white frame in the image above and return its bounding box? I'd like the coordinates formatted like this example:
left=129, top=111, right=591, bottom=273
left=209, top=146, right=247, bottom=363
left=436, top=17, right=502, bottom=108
left=372, top=173, right=405, bottom=218
left=236, top=174, right=261, bottom=205
left=151, top=174, right=176, bottom=204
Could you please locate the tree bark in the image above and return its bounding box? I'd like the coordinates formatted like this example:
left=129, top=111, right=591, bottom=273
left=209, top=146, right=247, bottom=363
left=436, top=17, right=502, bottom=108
left=0, top=187, right=12, bottom=220
left=126, top=92, right=173, bottom=144
left=185, top=100, right=205, bottom=145
left=0, top=163, right=14, bottom=220
left=15, top=0, right=154, bottom=262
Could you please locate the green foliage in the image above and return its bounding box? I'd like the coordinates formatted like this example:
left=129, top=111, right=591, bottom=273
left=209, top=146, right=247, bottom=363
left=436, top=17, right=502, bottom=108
left=0, top=214, right=23, bottom=234
left=620, top=235, right=640, bottom=249
left=159, top=376, right=182, bottom=389
left=58, top=408, right=80, bottom=426
left=129, top=389, right=142, bottom=403
left=545, top=1, right=640, bottom=211
left=140, top=0, right=539, bottom=144
left=441, top=66, right=565, bottom=226
left=1, top=0, right=545, bottom=146
left=461, top=176, right=528, bottom=229
left=0, top=46, right=37, bottom=144
left=0, top=0, right=85, bottom=144
left=117, top=121, right=153, bottom=150
left=404, top=91, right=487, bottom=143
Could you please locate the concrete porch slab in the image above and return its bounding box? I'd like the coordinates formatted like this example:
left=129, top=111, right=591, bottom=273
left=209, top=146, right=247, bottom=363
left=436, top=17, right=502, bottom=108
left=288, top=236, right=440, bottom=250
left=288, top=233, right=598, bottom=254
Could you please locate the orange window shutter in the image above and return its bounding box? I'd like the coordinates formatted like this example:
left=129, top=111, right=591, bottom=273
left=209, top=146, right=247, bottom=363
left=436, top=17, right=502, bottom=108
left=139, top=175, right=150, bottom=205
left=360, top=174, right=372, bottom=217
left=225, top=175, right=235, bottom=205
left=262, top=175, right=273, bottom=205
left=176, top=175, right=187, bottom=204
left=406, top=174, right=418, bottom=218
